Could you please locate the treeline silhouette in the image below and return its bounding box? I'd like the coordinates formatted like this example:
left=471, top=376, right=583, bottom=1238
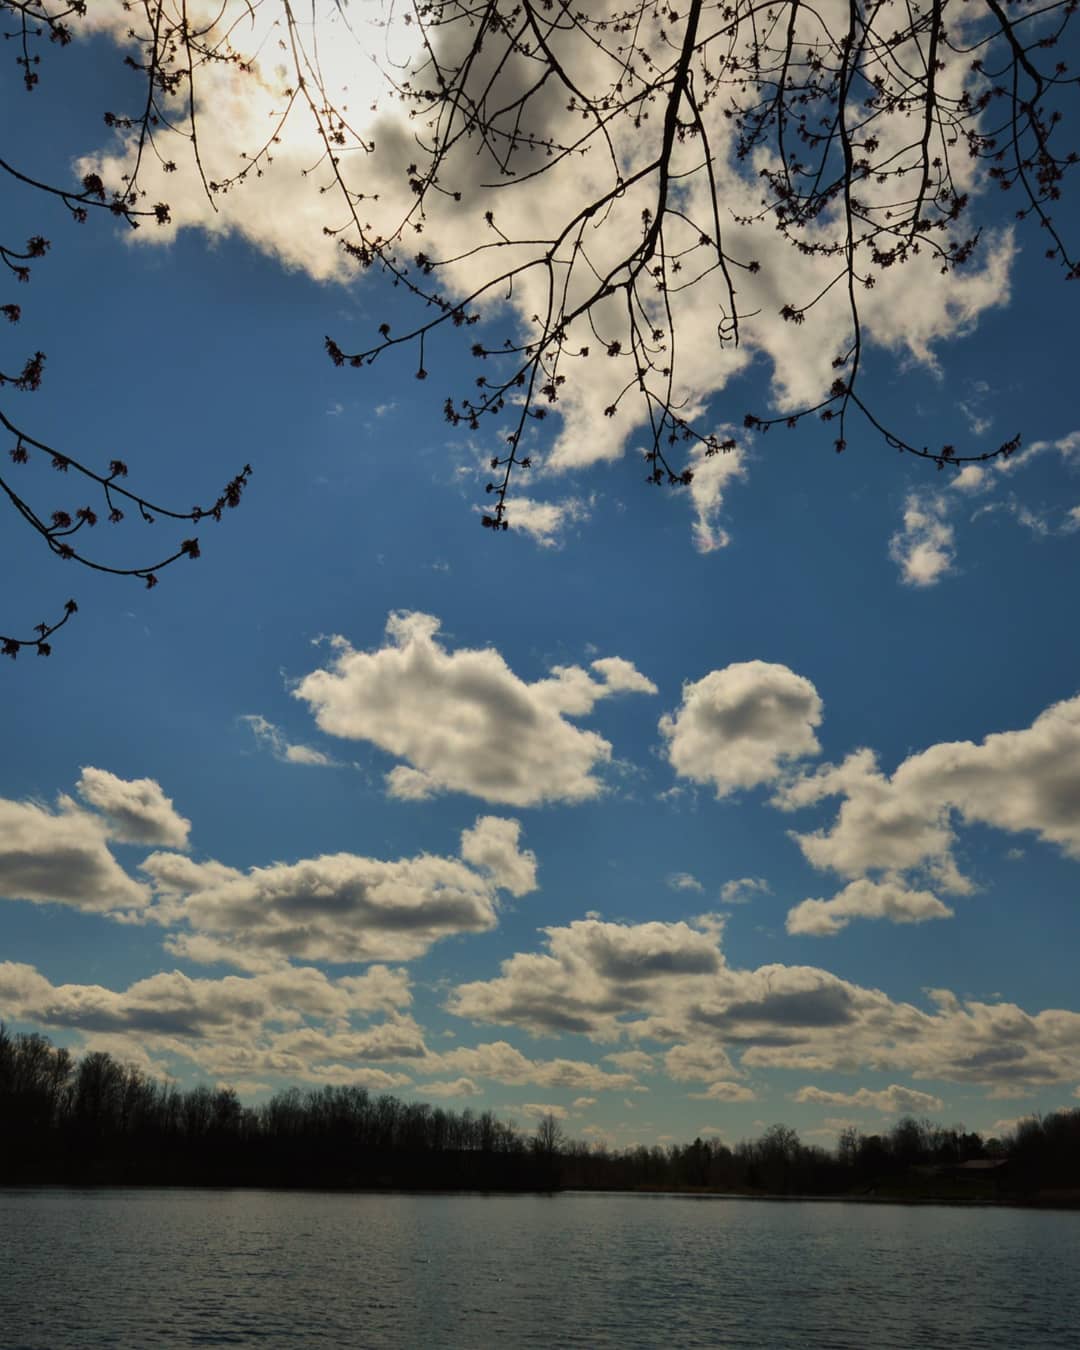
left=2, top=1027, right=1078, bottom=1200
left=563, top=1115, right=1080, bottom=1201
left=0, top=1027, right=554, bottom=1190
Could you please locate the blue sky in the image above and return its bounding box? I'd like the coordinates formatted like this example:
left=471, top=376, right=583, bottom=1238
left=2, top=2, right=1079, bottom=1150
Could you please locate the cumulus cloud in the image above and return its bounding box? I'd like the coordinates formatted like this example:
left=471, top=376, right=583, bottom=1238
left=271, top=1021, right=429, bottom=1064
left=786, top=879, right=953, bottom=936
left=667, top=872, right=704, bottom=893
left=336, top=966, right=414, bottom=1013
left=239, top=715, right=335, bottom=767
left=154, top=852, right=499, bottom=965
left=778, top=694, right=1080, bottom=910
left=449, top=919, right=724, bottom=1038
left=0, top=961, right=395, bottom=1041
left=494, top=495, right=592, bottom=548
left=417, top=1078, right=482, bottom=1098
left=521, top=1103, right=570, bottom=1121
left=0, top=956, right=433, bottom=1089
left=459, top=817, right=538, bottom=897
left=446, top=917, right=1080, bottom=1097
left=0, top=794, right=148, bottom=914
left=660, top=662, right=823, bottom=797
left=72, top=1, right=1014, bottom=553
left=604, top=1050, right=656, bottom=1073
left=0, top=949, right=644, bottom=1099
left=776, top=747, right=960, bottom=885
left=142, top=813, right=538, bottom=967
left=794, top=1084, right=945, bottom=1115
left=426, top=1040, right=638, bottom=1092
left=664, top=1042, right=741, bottom=1083
left=293, top=612, right=656, bottom=805
left=690, top=1081, right=757, bottom=1102
left=890, top=493, right=956, bottom=587
left=11, top=900, right=1079, bottom=1100
left=329, top=1068, right=416, bottom=1091
left=75, top=767, right=191, bottom=847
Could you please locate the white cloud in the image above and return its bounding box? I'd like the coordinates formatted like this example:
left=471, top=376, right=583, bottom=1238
left=336, top=966, right=414, bottom=1014
left=521, top=1103, right=570, bottom=1121
left=690, top=1081, right=757, bottom=1102
left=720, top=876, right=771, bottom=904
left=240, top=715, right=335, bottom=767
left=687, top=441, right=746, bottom=553
left=154, top=850, right=502, bottom=965
left=425, top=1040, right=638, bottom=1092
left=327, top=1068, right=415, bottom=1091
left=604, top=1050, right=655, bottom=1073
left=73, top=1, right=1014, bottom=552
left=265, top=1020, right=429, bottom=1064
left=0, top=960, right=396, bottom=1043
left=76, top=767, right=191, bottom=848
left=449, top=919, right=724, bottom=1039
left=776, top=747, right=960, bottom=885
left=415, top=1078, right=482, bottom=1098
left=0, top=794, right=148, bottom=914
left=660, top=662, right=822, bottom=797
left=572, top=1096, right=597, bottom=1110
left=879, top=431, right=1080, bottom=587
left=294, top=612, right=656, bottom=806
left=664, top=1043, right=741, bottom=1083
left=459, top=817, right=538, bottom=897
left=952, top=465, right=989, bottom=494
left=492, top=495, right=592, bottom=548
left=945, top=432, right=1080, bottom=544
left=987, top=431, right=1080, bottom=481
left=143, top=814, right=537, bottom=966
left=794, top=1084, right=944, bottom=1115
left=667, top=872, right=704, bottom=893
left=446, top=917, right=1080, bottom=1097
left=786, top=879, right=953, bottom=936
left=890, top=493, right=956, bottom=587
left=779, top=694, right=1080, bottom=907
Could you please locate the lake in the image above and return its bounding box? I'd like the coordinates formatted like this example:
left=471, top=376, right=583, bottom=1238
left=2, top=1189, right=1079, bottom=1348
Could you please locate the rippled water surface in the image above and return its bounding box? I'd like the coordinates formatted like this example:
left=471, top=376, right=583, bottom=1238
left=3, top=1189, right=1079, bottom=1348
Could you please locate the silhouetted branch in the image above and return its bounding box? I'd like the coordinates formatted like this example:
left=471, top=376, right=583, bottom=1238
left=3, top=0, right=1077, bottom=576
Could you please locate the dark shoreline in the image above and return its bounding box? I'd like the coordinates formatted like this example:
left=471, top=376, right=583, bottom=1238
left=4, top=1180, right=1080, bottom=1211
left=5, top=1030, right=1080, bottom=1209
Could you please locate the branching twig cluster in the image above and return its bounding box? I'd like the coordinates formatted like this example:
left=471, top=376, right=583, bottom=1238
left=1, top=0, right=253, bottom=654
left=2, top=0, right=1076, bottom=629
left=319, top=0, right=1076, bottom=522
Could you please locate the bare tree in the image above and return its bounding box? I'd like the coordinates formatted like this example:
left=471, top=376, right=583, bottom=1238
left=3, top=0, right=1076, bottom=643
left=532, top=1109, right=567, bottom=1157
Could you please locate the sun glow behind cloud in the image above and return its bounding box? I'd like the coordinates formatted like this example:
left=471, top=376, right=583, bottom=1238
left=71, top=0, right=1019, bottom=558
